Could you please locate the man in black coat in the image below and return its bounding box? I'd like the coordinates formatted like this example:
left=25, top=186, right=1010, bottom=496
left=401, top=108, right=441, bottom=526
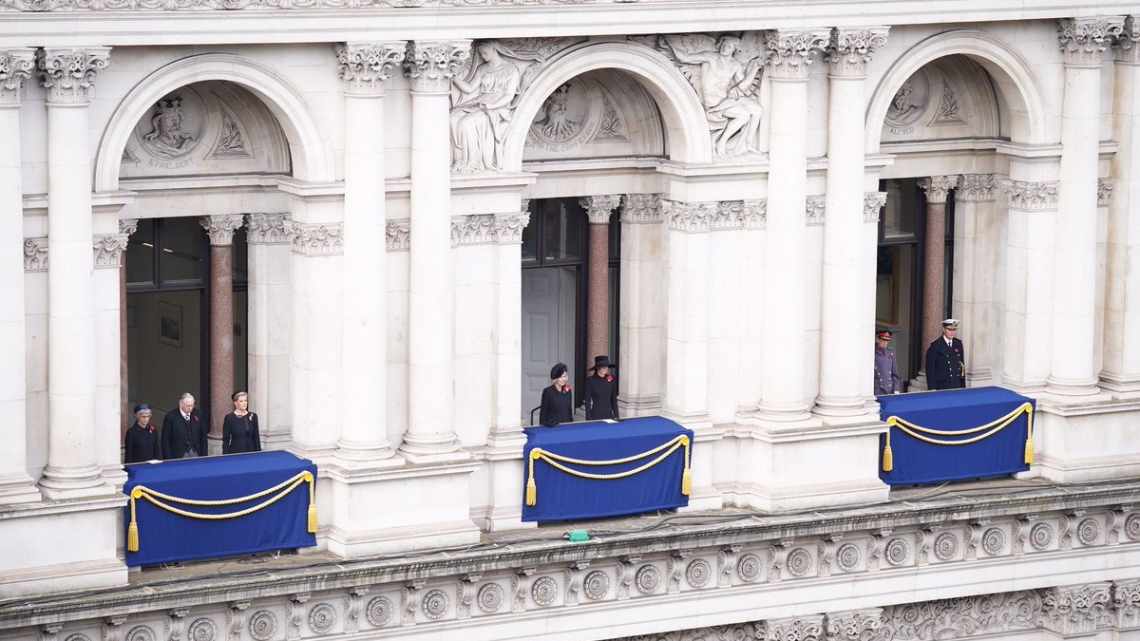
left=583, top=355, right=619, bottom=420
left=161, top=392, right=207, bottom=459
left=925, top=319, right=966, bottom=390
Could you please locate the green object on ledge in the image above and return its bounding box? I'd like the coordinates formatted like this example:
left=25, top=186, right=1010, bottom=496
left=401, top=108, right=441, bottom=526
left=566, top=529, right=591, bottom=543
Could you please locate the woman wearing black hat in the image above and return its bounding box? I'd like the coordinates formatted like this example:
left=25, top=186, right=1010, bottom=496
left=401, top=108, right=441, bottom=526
left=124, top=404, right=162, bottom=463
left=539, top=363, right=574, bottom=427
left=223, top=391, right=262, bottom=454
left=584, top=355, right=618, bottom=420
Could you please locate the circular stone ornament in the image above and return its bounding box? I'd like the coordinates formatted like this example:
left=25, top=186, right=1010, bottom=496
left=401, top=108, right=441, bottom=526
left=884, top=538, right=909, bottom=567
left=1030, top=522, right=1054, bottom=550
left=982, top=528, right=1006, bottom=556
left=786, top=548, right=813, bottom=577
left=934, top=532, right=958, bottom=561
left=531, top=576, right=559, bottom=606
left=365, top=596, right=394, bottom=627
left=308, top=603, right=337, bottom=634
left=583, top=571, right=610, bottom=601
left=635, top=564, right=660, bottom=594
left=737, top=553, right=763, bottom=581
left=836, top=544, right=861, bottom=572
left=422, top=589, right=450, bottom=620
left=685, top=559, right=712, bottom=588
left=477, top=583, right=504, bottom=613
left=247, top=611, right=277, bottom=641
left=187, top=618, right=217, bottom=641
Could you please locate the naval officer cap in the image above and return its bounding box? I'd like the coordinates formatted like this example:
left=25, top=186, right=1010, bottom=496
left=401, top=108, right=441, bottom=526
left=942, top=318, right=960, bottom=328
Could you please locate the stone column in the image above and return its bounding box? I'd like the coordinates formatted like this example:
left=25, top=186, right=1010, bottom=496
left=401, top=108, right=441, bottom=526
left=201, top=214, right=244, bottom=453
left=0, top=49, right=39, bottom=504
left=93, top=227, right=128, bottom=483
left=400, top=40, right=470, bottom=462
left=661, top=199, right=713, bottom=420
left=491, top=207, right=530, bottom=443
left=336, top=41, right=405, bottom=462
left=118, top=219, right=137, bottom=446
left=37, top=47, right=111, bottom=499
left=759, top=28, right=829, bottom=422
left=245, top=214, right=292, bottom=448
left=859, top=191, right=887, bottom=398
left=580, top=195, right=621, bottom=364
left=954, top=175, right=999, bottom=386
left=917, top=176, right=957, bottom=355
left=816, top=27, right=888, bottom=416
left=1050, top=16, right=1125, bottom=396
left=618, top=194, right=666, bottom=416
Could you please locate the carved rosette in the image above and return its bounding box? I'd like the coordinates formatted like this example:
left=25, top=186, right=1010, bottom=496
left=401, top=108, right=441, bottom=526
left=956, top=174, right=997, bottom=203
left=37, top=47, right=110, bottom=104
left=451, top=214, right=496, bottom=246
left=200, top=214, right=245, bottom=246
left=580, top=194, right=622, bottom=225
left=405, top=40, right=470, bottom=93
left=493, top=211, right=530, bottom=244
left=765, top=29, right=829, bottom=81
left=386, top=220, right=410, bottom=251
left=337, top=41, right=406, bottom=95
left=1002, top=179, right=1059, bottom=211
left=918, top=175, right=957, bottom=205
left=764, top=614, right=825, bottom=641
left=805, top=196, right=826, bottom=226
left=863, top=192, right=887, bottom=224
left=620, top=194, right=662, bottom=224
left=1041, top=582, right=1114, bottom=635
left=24, top=237, right=47, bottom=272
left=291, top=221, right=344, bottom=256
left=93, top=233, right=129, bottom=269
left=824, top=608, right=882, bottom=641
left=0, top=48, right=34, bottom=106
left=1058, top=16, right=1126, bottom=67
left=246, top=213, right=292, bottom=245
left=826, top=27, right=889, bottom=77
left=662, top=199, right=716, bottom=233
left=1098, top=178, right=1114, bottom=207
left=1116, top=16, right=1140, bottom=63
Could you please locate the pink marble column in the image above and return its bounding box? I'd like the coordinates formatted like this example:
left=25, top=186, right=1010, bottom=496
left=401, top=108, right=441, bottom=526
left=201, top=215, right=244, bottom=452
left=918, top=176, right=957, bottom=351
left=581, top=195, right=621, bottom=363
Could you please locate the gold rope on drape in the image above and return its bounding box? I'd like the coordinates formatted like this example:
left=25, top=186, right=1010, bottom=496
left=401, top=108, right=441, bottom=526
left=525, top=434, right=692, bottom=507
left=127, top=470, right=316, bottom=553
left=881, top=402, right=1034, bottom=472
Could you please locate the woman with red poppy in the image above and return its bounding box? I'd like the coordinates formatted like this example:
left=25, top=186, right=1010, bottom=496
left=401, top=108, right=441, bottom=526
left=584, top=355, right=619, bottom=421
left=539, top=362, right=574, bottom=427
left=124, top=403, right=162, bottom=463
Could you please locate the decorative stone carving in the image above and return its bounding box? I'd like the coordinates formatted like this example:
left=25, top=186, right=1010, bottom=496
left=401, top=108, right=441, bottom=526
left=662, top=199, right=716, bottom=233
left=685, top=559, right=712, bottom=588
left=1126, top=512, right=1140, bottom=540
left=1117, top=15, right=1140, bottom=63
left=119, top=218, right=139, bottom=237
left=1115, top=579, right=1140, bottom=629
left=185, top=618, right=216, bottom=641
left=883, top=538, right=909, bottom=567
left=824, top=608, right=882, bottom=641
left=786, top=547, right=814, bottom=577
left=209, top=112, right=248, bottom=158
left=308, top=603, right=337, bottom=633
left=766, top=28, right=830, bottom=81
left=63, top=635, right=92, bottom=641
left=291, top=221, right=344, bottom=256
left=140, top=93, right=200, bottom=159
left=583, top=570, right=610, bottom=601
left=981, top=528, right=1006, bottom=555
left=918, top=175, right=957, bottom=205
left=621, top=194, right=663, bottom=224
left=405, top=39, right=470, bottom=94
left=1003, top=179, right=1059, bottom=211
left=653, top=32, right=765, bottom=156
left=246, top=213, right=292, bottom=245
left=476, top=582, right=503, bottom=613
left=457, top=577, right=476, bottom=618
left=336, top=41, right=406, bottom=95
left=864, top=192, right=887, bottom=224
left=402, top=582, right=422, bottom=626
left=527, top=79, right=625, bottom=152
left=1078, top=517, right=1102, bottom=545
left=421, top=589, right=449, bottom=620
left=386, top=220, right=410, bottom=251
left=200, top=213, right=244, bottom=246
left=580, top=194, right=621, bottom=225
left=737, top=553, right=763, bottom=582
left=530, top=576, right=557, bottom=606
left=835, top=543, right=861, bottom=572
left=365, top=596, right=393, bottom=627
left=493, top=211, right=530, bottom=244
left=933, top=77, right=962, bottom=124
left=24, top=237, right=47, bottom=272
left=1030, top=521, right=1055, bottom=550
left=93, top=233, right=129, bottom=269
left=826, top=27, right=889, bottom=77
left=956, top=174, right=997, bottom=202
left=634, top=564, right=660, bottom=594
left=805, top=196, right=826, bottom=226
left=1098, top=178, right=1113, bottom=207
left=765, top=615, right=824, bottom=641
left=1059, top=16, right=1126, bottom=66
left=0, top=48, right=35, bottom=106
left=247, top=610, right=276, bottom=641
left=344, top=588, right=366, bottom=634
left=37, top=47, right=110, bottom=104
left=1040, top=582, right=1114, bottom=636
left=875, top=590, right=1042, bottom=640
left=451, top=214, right=497, bottom=246
left=708, top=199, right=766, bottom=231
left=933, top=532, right=958, bottom=561
left=123, top=627, right=154, bottom=641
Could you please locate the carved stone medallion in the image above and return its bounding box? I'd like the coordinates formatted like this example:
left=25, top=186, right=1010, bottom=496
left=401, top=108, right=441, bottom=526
left=422, top=589, right=450, bottom=620
left=365, top=596, right=393, bottom=627
left=1126, top=513, right=1140, bottom=541
left=685, top=559, right=712, bottom=588
left=786, top=548, right=813, bottom=577
left=737, top=553, right=763, bottom=581
left=635, top=564, right=660, bottom=594
left=477, top=583, right=504, bottom=613
left=1078, top=518, right=1101, bottom=546
left=1030, top=522, right=1055, bottom=550
left=531, top=576, right=558, bottom=606
left=247, top=611, right=277, bottom=641
left=125, top=625, right=156, bottom=641
left=527, top=79, right=608, bottom=152
left=187, top=618, right=217, bottom=641
left=934, top=532, right=959, bottom=561
left=63, top=635, right=92, bottom=641
left=885, top=71, right=929, bottom=131
left=836, top=544, right=861, bottom=572
left=134, top=89, right=204, bottom=161
left=308, top=603, right=337, bottom=633
left=982, top=528, right=1006, bottom=555
left=884, top=538, right=909, bottom=567
left=583, top=570, right=610, bottom=601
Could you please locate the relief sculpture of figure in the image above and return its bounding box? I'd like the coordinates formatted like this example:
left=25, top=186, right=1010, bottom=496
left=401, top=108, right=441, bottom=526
left=142, top=95, right=196, bottom=158
left=661, top=34, right=764, bottom=157
left=450, top=41, right=526, bottom=173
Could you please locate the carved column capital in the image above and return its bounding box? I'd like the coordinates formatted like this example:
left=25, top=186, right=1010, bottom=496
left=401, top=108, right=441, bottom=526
left=24, top=237, right=47, bottom=272
left=1001, top=179, right=1060, bottom=211
left=450, top=213, right=497, bottom=246
left=765, top=28, right=830, bottom=81
left=246, top=213, right=292, bottom=245
left=291, top=221, right=344, bottom=256
left=661, top=199, right=716, bottom=233
left=826, top=27, right=889, bottom=77
left=386, top=220, right=410, bottom=251
left=493, top=211, right=530, bottom=244
left=0, top=48, right=35, bottom=107
left=336, top=42, right=407, bottom=96
left=118, top=218, right=139, bottom=237
left=1116, top=579, right=1140, bottom=629
left=1040, top=582, right=1114, bottom=636
left=956, top=174, right=998, bottom=202
left=580, top=195, right=622, bottom=225
left=93, top=233, right=129, bottom=269
left=200, top=214, right=245, bottom=246
left=37, top=47, right=111, bottom=105
left=764, top=614, right=825, bottom=641
left=918, top=175, right=958, bottom=204
left=1059, top=16, right=1125, bottom=67
left=824, top=608, right=883, bottom=641
left=1115, top=16, right=1140, bottom=63
left=864, top=191, right=887, bottom=223
left=1098, top=178, right=1114, bottom=206
left=620, top=194, right=662, bottom=224
left=806, top=195, right=826, bottom=226
left=405, top=40, right=470, bottom=93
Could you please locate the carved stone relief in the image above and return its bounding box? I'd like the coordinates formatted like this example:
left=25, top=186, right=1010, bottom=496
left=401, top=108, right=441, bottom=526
left=881, top=58, right=995, bottom=141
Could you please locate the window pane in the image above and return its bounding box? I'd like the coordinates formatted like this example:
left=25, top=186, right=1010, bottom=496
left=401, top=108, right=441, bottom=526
left=609, top=215, right=621, bottom=261
left=542, top=200, right=584, bottom=262
left=126, top=218, right=156, bottom=286
left=159, top=218, right=207, bottom=284
left=232, top=228, right=248, bottom=284
left=882, top=179, right=918, bottom=240
left=522, top=207, right=538, bottom=264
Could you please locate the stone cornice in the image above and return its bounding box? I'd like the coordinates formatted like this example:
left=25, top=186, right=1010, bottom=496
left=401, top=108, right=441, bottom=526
left=36, top=47, right=110, bottom=105
left=246, top=213, right=292, bottom=245
left=1059, top=16, right=1126, bottom=67
left=0, top=48, right=34, bottom=107
left=336, top=41, right=406, bottom=96
left=918, top=175, right=958, bottom=204
left=23, top=237, right=47, bottom=272
left=579, top=195, right=621, bottom=225
left=956, top=174, right=997, bottom=203
left=93, top=233, right=128, bottom=269
left=864, top=191, right=887, bottom=224
left=1002, top=179, right=1060, bottom=211
left=405, top=40, right=470, bottom=93
left=765, top=28, right=829, bottom=81
left=291, top=221, right=343, bottom=256
left=826, top=27, right=889, bottom=77
left=200, top=213, right=245, bottom=246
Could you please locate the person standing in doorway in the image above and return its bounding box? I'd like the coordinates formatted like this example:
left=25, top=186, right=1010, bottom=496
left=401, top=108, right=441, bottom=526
left=539, top=362, right=574, bottom=427
left=584, top=355, right=619, bottom=420
left=124, top=404, right=162, bottom=463
left=874, top=330, right=902, bottom=396
left=162, top=392, right=207, bottom=459
left=925, top=319, right=966, bottom=390
left=222, top=391, right=261, bottom=455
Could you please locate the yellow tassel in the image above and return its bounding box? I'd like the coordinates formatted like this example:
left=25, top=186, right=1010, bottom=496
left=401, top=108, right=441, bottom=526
left=681, top=467, right=692, bottom=496
left=1024, top=403, right=1035, bottom=465
left=304, top=471, right=317, bottom=533
left=882, top=442, right=893, bottom=472
left=1024, top=435, right=1034, bottom=465
left=307, top=503, right=318, bottom=533
left=525, top=476, right=536, bottom=506
left=127, top=492, right=140, bottom=552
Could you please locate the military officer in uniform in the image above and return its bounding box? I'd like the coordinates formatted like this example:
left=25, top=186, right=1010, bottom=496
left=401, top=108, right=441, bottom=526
left=583, top=355, right=618, bottom=420
left=874, top=329, right=902, bottom=396
left=925, top=318, right=966, bottom=390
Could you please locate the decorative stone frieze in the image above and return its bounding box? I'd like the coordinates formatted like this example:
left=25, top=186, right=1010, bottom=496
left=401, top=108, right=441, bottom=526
left=826, top=27, right=889, bottom=77
left=1116, top=16, right=1140, bottom=63
left=200, top=213, right=244, bottom=246
left=1002, top=179, right=1060, bottom=211
left=451, top=213, right=496, bottom=246
left=0, top=48, right=34, bottom=106
left=917, top=175, right=957, bottom=204
left=290, top=221, right=344, bottom=256
left=823, top=608, right=882, bottom=641
left=405, top=40, right=470, bottom=93
left=246, top=213, right=292, bottom=245
left=956, top=174, right=997, bottom=202
left=864, top=192, right=887, bottom=224
left=621, top=194, right=663, bottom=224
left=1116, top=579, right=1140, bottom=629
left=764, top=614, right=824, bottom=641
left=336, top=42, right=406, bottom=95
left=580, top=194, right=622, bottom=225
left=23, top=237, right=47, bottom=272
left=493, top=211, right=530, bottom=244
left=765, top=28, right=830, bottom=81
left=386, top=220, right=410, bottom=251
left=1041, top=582, right=1114, bottom=636
left=711, top=199, right=766, bottom=231
left=661, top=199, right=715, bottom=233
left=806, top=196, right=826, bottom=226
left=36, top=47, right=110, bottom=104
left=1099, top=178, right=1114, bottom=206
left=1059, top=16, right=1126, bottom=67
left=93, top=233, right=129, bottom=269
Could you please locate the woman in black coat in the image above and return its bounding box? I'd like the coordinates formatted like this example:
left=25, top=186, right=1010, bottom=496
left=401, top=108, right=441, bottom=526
left=222, top=391, right=262, bottom=454
left=539, top=362, right=574, bottom=427
left=124, top=404, right=162, bottom=463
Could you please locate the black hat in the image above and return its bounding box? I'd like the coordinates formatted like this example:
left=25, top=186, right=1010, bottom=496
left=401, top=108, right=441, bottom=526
left=876, top=329, right=894, bottom=340
left=133, top=403, right=151, bottom=414
left=588, top=355, right=615, bottom=371
left=550, top=362, right=568, bottom=380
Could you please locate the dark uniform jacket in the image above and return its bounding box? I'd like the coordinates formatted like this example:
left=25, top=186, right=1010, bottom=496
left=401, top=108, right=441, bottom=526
left=584, top=374, right=618, bottom=420
left=539, top=385, right=574, bottom=427
left=161, top=409, right=207, bottom=459
left=123, top=422, right=162, bottom=463
left=223, top=412, right=262, bottom=454
left=925, top=337, right=966, bottom=390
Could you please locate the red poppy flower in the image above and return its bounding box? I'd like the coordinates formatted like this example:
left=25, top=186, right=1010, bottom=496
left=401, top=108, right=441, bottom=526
left=564, top=386, right=572, bottom=393
left=606, top=375, right=614, bottom=382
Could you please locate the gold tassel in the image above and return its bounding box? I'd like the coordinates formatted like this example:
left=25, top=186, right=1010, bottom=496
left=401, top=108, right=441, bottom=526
left=305, top=471, right=318, bottom=534
left=1024, top=403, right=1035, bottom=465
left=526, top=450, right=539, bottom=507
left=681, top=435, right=692, bottom=496
left=127, top=491, right=140, bottom=552
left=882, top=421, right=894, bottom=472
left=307, top=504, right=318, bottom=534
